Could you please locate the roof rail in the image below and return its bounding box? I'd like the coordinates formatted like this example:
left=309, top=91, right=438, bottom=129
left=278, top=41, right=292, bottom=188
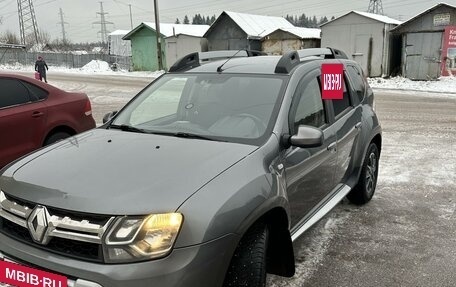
left=274, top=47, right=348, bottom=74
left=274, top=51, right=300, bottom=74
left=169, top=50, right=265, bottom=72
left=297, top=47, right=348, bottom=60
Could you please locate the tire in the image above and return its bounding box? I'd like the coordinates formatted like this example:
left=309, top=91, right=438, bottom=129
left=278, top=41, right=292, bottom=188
left=347, top=143, right=380, bottom=205
left=44, top=132, right=71, bottom=146
left=223, top=223, right=269, bottom=287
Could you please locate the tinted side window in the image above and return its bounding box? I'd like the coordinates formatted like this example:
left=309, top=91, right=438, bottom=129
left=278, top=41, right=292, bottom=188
left=332, top=77, right=351, bottom=118
left=0, top=78, right=31, bottom=109
left=347, top=65, right=365, bottom=102
left=292, top=78, right=326, bottom=133
left=21, top=81, right=48, bottom=101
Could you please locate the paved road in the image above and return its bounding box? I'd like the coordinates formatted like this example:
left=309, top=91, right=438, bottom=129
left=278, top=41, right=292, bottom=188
left=1, top=72, right=455, bottom=286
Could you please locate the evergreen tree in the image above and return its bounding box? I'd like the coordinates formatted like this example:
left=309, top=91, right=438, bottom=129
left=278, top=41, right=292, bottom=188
left=285, top=14, right=294, bottom=25
left=312, top=16, right=318, bottom=27
left=183, top=15, right=190, bottom=24
left=331, top=16, right=335, bottom=20
left=175, top=18, right=180, bottom=24
left=319, top=16, right=328, bottom=25
left=210, top=15, right=216, bottom=24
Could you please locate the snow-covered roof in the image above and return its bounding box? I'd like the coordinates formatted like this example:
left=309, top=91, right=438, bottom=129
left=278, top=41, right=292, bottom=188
left=353, top=11, right=402, bottom=25
left=321, top=11, right=402, bottom=27
left=264, top=27, right=321, bottom=39
left=206, top=11, right=294, bottom=39
left=391, top=3, right=456, bottom=31
left=123, top=23, right=209, bottom=39
left=109, top=30, right=131, bottom=36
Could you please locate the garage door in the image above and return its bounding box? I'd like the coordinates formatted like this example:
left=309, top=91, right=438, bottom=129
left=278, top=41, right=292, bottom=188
left=405, top=32, right=443, bottom=80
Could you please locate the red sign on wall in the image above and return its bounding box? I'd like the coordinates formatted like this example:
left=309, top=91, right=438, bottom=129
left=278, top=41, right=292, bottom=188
left=0, top=260, right=67, bottom=287
left=441, top=26, right=456, bottom=77
left=321, top=64, right=344, bottom=100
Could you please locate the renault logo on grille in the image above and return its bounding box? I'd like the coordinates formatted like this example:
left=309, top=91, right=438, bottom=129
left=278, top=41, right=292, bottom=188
left=27, top=206, right=49, bottom=244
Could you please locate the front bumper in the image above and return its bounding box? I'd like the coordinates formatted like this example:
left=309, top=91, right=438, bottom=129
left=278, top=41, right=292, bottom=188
left=0, top=232, right=239, bottom=287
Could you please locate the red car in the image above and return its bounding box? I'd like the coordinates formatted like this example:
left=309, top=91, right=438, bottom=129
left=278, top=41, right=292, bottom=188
left=0, top=73, right=96, bottom=168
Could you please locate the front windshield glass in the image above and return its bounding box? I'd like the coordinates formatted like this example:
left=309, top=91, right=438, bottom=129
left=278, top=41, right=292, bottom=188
left=111, top=74, right=286, bottom=144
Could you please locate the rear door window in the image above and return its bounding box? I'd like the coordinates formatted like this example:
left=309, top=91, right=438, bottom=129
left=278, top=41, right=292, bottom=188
left=347, top=65, right=365, bottom=102
left=332, top=76, right=352, bottom=118
left=21, top=81, right=48, bottom=101
left=0, top=78, right=31, bottom=109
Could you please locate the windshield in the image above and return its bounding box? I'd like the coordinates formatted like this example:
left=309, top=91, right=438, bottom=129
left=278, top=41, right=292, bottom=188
left=111, top=73, right=287, bottom=145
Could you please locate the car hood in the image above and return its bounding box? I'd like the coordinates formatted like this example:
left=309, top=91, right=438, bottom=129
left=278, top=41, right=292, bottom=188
left=0, top=129, right=257, bottom=215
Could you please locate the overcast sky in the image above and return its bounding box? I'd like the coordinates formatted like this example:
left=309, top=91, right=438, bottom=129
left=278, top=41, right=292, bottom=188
left=0, top=0, right=447, bottom=43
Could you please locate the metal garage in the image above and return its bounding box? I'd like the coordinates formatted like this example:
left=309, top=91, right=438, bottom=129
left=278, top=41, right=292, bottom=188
left=391, top=3, right=456, bottom=80
left=320, top=11, right=401, bottom=77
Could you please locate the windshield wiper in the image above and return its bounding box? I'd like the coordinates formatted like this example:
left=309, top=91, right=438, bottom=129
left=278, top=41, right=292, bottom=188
left=109, top=124, right=147, bottom=134
left=148, top=131, right=223, bottom=142
left=174, top=132, right=221, bottom=141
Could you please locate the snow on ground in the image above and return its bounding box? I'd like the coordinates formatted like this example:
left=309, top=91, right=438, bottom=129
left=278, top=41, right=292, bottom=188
left=1, top=60, right=455, bottom=95
left=0, top=62, right=164, bottom=78
left=368, top=76, right=456, bottom=94
left=80, top=60, right=111, bottom=72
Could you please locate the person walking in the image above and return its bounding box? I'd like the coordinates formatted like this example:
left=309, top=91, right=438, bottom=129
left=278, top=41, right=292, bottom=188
left=35, top=56, right=49, bottom=83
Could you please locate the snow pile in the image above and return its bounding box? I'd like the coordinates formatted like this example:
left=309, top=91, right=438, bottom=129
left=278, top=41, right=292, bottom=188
left=368, top=76, right=456, bottom=94
left=80, top=60, right=111, bottom=72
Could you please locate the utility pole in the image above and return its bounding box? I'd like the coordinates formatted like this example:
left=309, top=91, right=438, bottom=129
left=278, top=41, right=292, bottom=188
left=154, top=0, right=163, bottom=70
left=57, top=8, right=69, bottom=43
left=93, top=2, right=114, bottom=43
left=129, top=4, right=133, bottom=29
left=17, top=0, right=40, bottom=45
left=367, top=0, right=384, bottom=15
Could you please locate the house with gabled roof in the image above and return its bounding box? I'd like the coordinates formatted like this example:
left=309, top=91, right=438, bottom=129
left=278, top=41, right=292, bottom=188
left=204, top=11, right=294, bottom=51
left=123, top=23, right=209, bottom=71
left=261, top=27, right=321, bottom=55
left=320, top=11, right=402, bottom=77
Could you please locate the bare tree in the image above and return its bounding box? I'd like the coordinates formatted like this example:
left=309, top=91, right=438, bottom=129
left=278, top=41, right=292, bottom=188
left=24, top=29, right=52, bottom=47
left=1, top=31, right=20, bottom=44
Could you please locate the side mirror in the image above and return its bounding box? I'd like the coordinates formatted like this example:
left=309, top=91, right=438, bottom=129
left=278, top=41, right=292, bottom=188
left=289, top=126, right=324, bottom=148
left=102, top=111, right=118, bottom=124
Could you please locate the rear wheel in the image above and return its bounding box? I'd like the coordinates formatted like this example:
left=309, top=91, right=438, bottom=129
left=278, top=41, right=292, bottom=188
left=347, top=143, right=379, bottom=205
left=223, top=223, right=269, bottom=287
left=44, top=132, right=71, bottom=146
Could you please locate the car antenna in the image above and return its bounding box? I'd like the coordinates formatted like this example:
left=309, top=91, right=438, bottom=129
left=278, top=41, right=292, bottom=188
left=217, top=49, right=244, bottom=73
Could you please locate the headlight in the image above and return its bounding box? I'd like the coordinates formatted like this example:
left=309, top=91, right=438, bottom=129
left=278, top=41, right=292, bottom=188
left=104, top=213, right=183, bottom=263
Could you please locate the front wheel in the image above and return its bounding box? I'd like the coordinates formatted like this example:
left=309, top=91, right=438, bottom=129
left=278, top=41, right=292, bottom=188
left=223, top=223, right=269, bottom=287
left=347, top=143, right=380, bottom=205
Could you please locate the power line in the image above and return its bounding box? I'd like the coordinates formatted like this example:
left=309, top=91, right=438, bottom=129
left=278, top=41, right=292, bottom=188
left=17, top=0, right=40, bottom=45
left=367, top=0, right=384, bottom=14
left=92, top=1, right=114, bottom=43
left=57, top=7, right=69, bottom=42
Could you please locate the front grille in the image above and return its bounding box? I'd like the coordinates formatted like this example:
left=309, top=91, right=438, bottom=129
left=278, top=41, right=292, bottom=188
left=0, top=218, right=103, bottom=262
left=0, top=191, right=114, bottom=263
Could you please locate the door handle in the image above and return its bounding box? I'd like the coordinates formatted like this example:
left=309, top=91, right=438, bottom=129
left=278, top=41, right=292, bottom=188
left=327, top=142, right=337, bottom=152
left=31, top=111, right=44, bottom=118
left=355, top=122, right=362, bottom=130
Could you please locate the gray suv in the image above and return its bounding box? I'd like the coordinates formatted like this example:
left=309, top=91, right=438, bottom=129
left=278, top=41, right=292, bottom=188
left=0, top=48, right=381, bottom=287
